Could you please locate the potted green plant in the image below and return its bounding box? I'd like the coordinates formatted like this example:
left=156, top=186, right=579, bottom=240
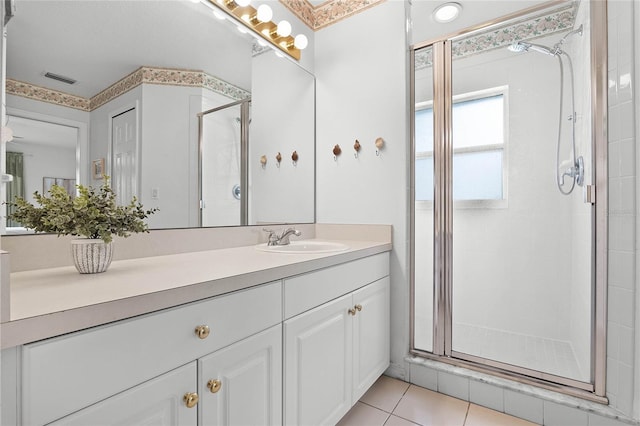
left=7, top=178, right=157, bottom=274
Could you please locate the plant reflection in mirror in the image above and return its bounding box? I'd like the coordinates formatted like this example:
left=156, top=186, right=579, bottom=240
left=6, top=177, right=158, bottom=243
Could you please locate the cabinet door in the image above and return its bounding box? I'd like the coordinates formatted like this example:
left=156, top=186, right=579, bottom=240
left=284, top=293, right=353, bottom=426
left=49, top=362, right=197, bottom=426
left=352, top=277, right=390, bottom=402
left=199, top=325, right=282, bottom=426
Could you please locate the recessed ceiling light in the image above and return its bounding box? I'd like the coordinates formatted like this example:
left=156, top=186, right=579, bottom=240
left=433, top=2, right=462, bottom=23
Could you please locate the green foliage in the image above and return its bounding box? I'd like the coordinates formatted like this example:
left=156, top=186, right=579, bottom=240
left=7, top=178, right=158, bottom=243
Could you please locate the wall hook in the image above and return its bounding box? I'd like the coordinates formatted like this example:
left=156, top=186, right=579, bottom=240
left=291, top=150, right=298, bottom=166
left=353, top=139, right=361, bottom=158
left=333, top=144, right=342, bottom=161
left=275, top=152, right=282, bottom=168
left=260, top=155, right=267, bottom=169
left=375, top=137, right=384, bottom=156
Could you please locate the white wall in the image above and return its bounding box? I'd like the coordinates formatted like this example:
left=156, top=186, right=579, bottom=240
left=250, top=51, right=315, bottom=225
left=139, top=84, right=203, bottom=229
left=315, top=0, right=409, bottom=376
left=5, top=143, right=76, bottom=205
left=89, top=84, right=238, bottom=229
left=5, top=96, right=90, bottom=188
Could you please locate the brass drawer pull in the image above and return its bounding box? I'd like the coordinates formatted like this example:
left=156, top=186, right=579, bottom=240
left=184, top=392, right=199, bottom=408
left=207, top=379, right=222, bottom=393
left=195, top=325, right=210, bottom=339
left=348, top=305, right=363, bottom=316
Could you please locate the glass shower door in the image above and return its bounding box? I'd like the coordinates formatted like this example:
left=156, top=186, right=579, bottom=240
left=449, top=19, right=593, bottom=385
left=412, top=46, right=435, bottom=353
left=200, top=101, right=248, bottom=227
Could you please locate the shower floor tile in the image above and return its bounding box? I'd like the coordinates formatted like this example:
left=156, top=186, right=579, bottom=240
left=453, top=324, right=585, bottom=381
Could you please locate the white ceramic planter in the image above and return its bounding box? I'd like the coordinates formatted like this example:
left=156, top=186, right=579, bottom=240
left=71, top=239, right=113, bottom=274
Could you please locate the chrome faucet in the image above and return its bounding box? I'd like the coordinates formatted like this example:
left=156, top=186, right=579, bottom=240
left=263, top=227, right=301, bottom=246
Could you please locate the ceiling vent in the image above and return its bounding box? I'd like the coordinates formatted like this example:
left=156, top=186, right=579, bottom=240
left=44, top=72, right=77, bottom=85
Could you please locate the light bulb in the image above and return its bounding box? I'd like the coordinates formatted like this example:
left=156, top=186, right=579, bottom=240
left=235, top=0, right=250, bottom=6
left=256, top=4, right=272, bottom=22
left=294, top=34, right=308, bottom=50
left=276, top=20, right=291, bottom=37
left=1, top=126, right=14, bottom=143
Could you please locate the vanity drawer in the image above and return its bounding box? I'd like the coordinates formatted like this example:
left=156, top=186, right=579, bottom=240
left=21, top=281, right=282, bottom=426
left=284, top=252, right=389, bottom=319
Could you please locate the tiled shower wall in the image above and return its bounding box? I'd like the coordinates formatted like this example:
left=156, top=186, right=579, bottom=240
left=607, top=0, right=637, bottom=419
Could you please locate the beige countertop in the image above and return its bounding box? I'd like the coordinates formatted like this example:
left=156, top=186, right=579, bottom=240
left=1, top=239, right=391, bottom=349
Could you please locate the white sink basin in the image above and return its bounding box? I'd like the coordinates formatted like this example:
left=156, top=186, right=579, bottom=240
left=255, top=241, right=349, bottom=254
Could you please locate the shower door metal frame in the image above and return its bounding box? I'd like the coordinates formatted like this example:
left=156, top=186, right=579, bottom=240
left=409, top=0, right=608, bottom=402
left=197, top=98, right=251, bottom=227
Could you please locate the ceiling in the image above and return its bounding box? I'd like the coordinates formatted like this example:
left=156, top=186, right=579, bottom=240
left=6, top=0, right=253, bottom=99
left=412, top=0, right=552, bottom=44
left=6, top=0, right=559, bottom=99
left=7, top=115, right=78, bottom=149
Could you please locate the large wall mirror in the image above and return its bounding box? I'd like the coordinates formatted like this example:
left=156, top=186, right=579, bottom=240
left=3, top=0, right=315, bottom=233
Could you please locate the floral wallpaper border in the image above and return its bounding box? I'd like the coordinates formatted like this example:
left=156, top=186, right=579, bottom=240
left=281, top=0, right=385, bottom=31
left=415, top=3, right=578, bottom=69
left=6, top=67, right=250, bottom=112
left=92, top=67, right=250, bottom=110
left=280, top=0, right=316, bottom=29
left=5, top=79, right=91, bottom=111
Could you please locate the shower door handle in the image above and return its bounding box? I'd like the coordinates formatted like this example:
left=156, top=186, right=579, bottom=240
left=585, top=185, right=595, bottom=204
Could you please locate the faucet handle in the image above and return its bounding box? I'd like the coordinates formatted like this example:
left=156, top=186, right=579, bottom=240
left=278, top=227, right=301, bottom=245
left=263, top=228, right=278, bottom=245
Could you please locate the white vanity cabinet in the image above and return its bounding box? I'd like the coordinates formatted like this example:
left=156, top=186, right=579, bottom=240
left=50, top=325, right=283, bottom=426
left=10, top=281, right=282, bottom=426
left=2, top=246, right=391, bottom=426
left=199, top=325, right=282, bottom=425
left=48, top=362, right=198, bottom=426
left=283, top=253, right=390, bottom=426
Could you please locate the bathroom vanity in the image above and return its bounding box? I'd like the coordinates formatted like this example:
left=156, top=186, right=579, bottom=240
left=0, top=227, right=391, bottom=426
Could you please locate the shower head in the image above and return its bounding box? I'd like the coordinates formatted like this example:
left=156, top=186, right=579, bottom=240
left=508, top=41, right=557, bottom=56
left=507, top=41, right=528, bottom=53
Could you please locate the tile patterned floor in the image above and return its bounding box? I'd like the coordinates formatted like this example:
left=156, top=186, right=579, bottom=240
left=337, top=375, right=539, bottom=426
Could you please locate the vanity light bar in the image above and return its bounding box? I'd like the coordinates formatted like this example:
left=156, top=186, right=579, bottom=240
left=207, top=0, right=303, bottom=60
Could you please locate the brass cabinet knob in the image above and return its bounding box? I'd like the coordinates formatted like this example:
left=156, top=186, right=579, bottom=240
left=184, top=392, right=199, bottom=408
left=348, top=308, right=356, bottom=316
left=355, top=304, right=363, bottom=312
left=195, top=325, right=210, bottom=339
left=207, top=379, right=222, bottom=393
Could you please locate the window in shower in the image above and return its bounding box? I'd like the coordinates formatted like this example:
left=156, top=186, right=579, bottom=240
left=415, top=88, right=506, bottom=204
